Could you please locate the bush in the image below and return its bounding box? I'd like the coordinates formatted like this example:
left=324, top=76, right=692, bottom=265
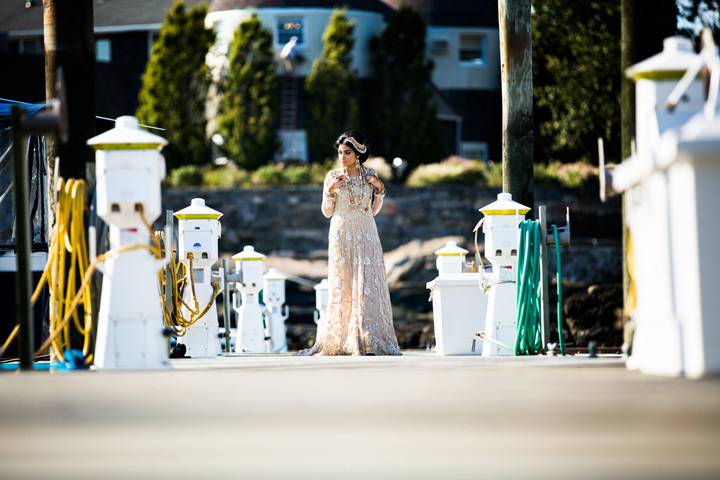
left=535, top=161, right=597, bottom=188
left=167, top=165, right=204, bottom=187
left=309, top=161, right=334, bottom=185
left=202, top=167, right=250, bottom=188
left=251, top=164, right=286, bottom=187
left=484, top=161, right=503, bottom=188
left=364, top=157, right=392, bottom=179
left=164, top=159, right=598, bottom=189
left=406, top=156, right=486, bottom=187
left=404, top=157, right=597, bottom=189
left=282, top=165, right=314, bottom=185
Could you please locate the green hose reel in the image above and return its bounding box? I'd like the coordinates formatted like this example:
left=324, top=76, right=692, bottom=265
left=515, top=218, right=567, bottom=355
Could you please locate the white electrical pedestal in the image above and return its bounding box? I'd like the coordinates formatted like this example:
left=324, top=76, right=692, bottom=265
left=670, top=114, right=720, bottom=378
left=478, top=193, right=530, bottom=356
left=604, top=35, right=720, bottom=378
left=619, top=37, right=702, bottom=376
left=232, top=245, right=268, bottom=353
left=313, top=279, right=329, bottom=341
left=609, top=37, right=704, bottom=376
left=174, top=198, right=223, bottom=358
left=426, top=241, right=487, bottom=355
left=263, top=268, right=289, bottom=352
left=88, top=116, right=169, bottom=369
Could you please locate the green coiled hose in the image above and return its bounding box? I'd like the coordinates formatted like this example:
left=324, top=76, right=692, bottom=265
left=515, top=220, right=543, bottom=355
left=515, top=220, right=564, bottom=355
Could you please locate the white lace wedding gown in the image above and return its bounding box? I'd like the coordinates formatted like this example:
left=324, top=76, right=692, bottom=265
left=304, top=166, right=401, bottom=355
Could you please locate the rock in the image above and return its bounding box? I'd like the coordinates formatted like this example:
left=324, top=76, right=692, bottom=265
left=563, top=283, right=623, bottom=347
left=384, top=236, right=467, bottom=288
left=286, top=323, right=317, bottom=351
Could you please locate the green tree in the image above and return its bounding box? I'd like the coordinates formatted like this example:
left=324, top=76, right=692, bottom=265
left=532, top=0, right=621, bottom=163
left=217, top=14, right=279, bottom=170
left=368, top=7, right=443, bottom=179
left=136, top=1, right=214, bottom=170
left=305, top=9, right=359, bottom=162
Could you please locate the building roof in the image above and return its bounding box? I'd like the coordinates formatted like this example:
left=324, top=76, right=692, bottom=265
left=381, top=0, right=497, bottom=27
left=209, top=0, right=393, bottom=15
left=0, top=0, right=494, bottom=35
left=0, top=0, right=210, bottom=35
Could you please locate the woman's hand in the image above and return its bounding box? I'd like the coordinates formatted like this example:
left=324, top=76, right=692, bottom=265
left=367, top=174, right=384, bottom=193
left=327, top=174, right=348, bottom=194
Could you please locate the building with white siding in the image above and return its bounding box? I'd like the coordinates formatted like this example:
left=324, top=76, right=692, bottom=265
left=0, top=0, right=501, bottom=163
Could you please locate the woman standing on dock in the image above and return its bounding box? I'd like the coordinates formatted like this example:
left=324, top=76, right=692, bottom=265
left=301, top=131, right=400, bottom=356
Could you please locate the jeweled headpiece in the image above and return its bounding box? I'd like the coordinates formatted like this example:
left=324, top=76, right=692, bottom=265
left=344, top=136, right=367, bottom=154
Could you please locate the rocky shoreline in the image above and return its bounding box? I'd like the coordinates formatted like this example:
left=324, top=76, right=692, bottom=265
left=248, top=235, right=623, bottom=352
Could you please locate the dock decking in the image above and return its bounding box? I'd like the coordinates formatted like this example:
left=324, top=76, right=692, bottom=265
left=1, top=352, right=718, bottom=479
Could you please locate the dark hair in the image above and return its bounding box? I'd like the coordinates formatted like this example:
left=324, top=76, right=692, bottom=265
left=335, top=130, right=370, bottom=163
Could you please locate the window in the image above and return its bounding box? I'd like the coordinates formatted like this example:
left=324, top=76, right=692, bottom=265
left=277, top=17, right=303, bottom=45
left=462, top=142, right=489, bottom=162
left=96, top=38, right=111, bottom=63
left=459, top=34, right=485, bottom=65
left=430, top=39, right=449, bottom=56
left=16, top=38, right=43, bottom=55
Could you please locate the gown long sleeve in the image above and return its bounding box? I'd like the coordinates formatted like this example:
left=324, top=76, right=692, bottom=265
left=304, top=166, right=400, bottom=355
left=321, top=170, right=338, bottom=219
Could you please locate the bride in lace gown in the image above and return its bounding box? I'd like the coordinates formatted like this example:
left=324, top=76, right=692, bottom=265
left=302, top=131, right=400, bottom=356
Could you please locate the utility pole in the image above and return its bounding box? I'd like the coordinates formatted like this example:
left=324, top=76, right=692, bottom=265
left=621, top=0, right=635, bottom=162
left=498, top=0, right=533, bottom=210
left=44, top=0, right=95, bottom=181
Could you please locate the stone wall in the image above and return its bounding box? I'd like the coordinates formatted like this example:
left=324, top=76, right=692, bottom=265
left=163, top=185, right=623, bottom=349
left=162, top=185, right=621, bottom=257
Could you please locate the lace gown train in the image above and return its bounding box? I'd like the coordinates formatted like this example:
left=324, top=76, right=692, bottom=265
left=303, top=167, right=400, bottom=356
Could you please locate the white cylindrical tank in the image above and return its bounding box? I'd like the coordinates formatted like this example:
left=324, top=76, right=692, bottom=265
left=205, top=7, right=385, bottom=80
left=88, top=116, right=169, bottom=369
left=174, top=198, right=223, bottom=358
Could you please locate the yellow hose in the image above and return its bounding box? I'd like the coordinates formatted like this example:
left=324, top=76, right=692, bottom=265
left=1, top=179, right=161, bottom=361
left=2, top=178, right=220, bottom=362
left=161, top=250, right=221, bottom=335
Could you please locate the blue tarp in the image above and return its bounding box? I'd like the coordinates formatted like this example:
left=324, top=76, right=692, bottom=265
left=0, top=98, right=45, bottom=128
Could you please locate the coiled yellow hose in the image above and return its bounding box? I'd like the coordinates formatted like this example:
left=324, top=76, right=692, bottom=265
left=2, top=179, right=159, bottom=361
left=2, top=177, right=220, bottom=362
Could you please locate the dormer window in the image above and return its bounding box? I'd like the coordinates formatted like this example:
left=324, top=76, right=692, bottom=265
left=278, top=17, right=304, bottom=45
left=459, top=33, right=486, bottom=65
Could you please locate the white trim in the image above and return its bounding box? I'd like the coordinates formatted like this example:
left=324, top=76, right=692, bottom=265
left=96, top=23, right=163, bottom=33
left=209, top=7, right=384, bottom=20
left=147, top=30, right=154, bottom=58
left=8, top=29, right=43, bottom=38
left=428, top=26, right=497, bottom=34
left=0, top=251, right=48, bottom=272
left=437, top=113, right=462, bottom=122
left=8, top=23, right=163, bottom=38
left=460, top=61, right=487, bottom=68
